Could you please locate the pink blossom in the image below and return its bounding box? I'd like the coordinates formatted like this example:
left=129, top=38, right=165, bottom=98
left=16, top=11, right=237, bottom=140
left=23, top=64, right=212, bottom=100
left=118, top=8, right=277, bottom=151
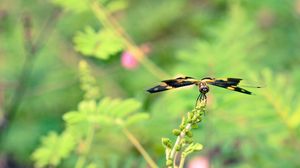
left=187, top=156, right=210, bottom=168
left=121, top=51, right=139, bottom=69
left=120, top=44, right=151, bottom=70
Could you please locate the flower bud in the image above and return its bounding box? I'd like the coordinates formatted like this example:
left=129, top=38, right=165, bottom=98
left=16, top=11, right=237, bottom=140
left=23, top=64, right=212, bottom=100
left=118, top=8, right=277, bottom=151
left=186, top=131, right=193, bottom=138
left=172, top=129, right=181, bottom=136
left=162, top=138, right=172, bottom=148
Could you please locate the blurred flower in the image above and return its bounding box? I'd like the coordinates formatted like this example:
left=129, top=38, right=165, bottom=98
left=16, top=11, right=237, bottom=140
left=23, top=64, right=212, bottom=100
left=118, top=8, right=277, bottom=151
left=121, top=51, right=139, bottom=69
left=257, top=8, right=275, bottom=29
left=140, top=43, right=151, bottom=53
left=121, top=43, right=151, bottom=70
left=296, top=0, right=300, bottom=15
left=187, top=156, right=210, bottom=168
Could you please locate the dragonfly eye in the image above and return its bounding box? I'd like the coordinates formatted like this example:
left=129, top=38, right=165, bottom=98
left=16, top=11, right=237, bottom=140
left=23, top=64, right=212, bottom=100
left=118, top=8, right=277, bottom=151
left=199, top=85, right=209, bottom=94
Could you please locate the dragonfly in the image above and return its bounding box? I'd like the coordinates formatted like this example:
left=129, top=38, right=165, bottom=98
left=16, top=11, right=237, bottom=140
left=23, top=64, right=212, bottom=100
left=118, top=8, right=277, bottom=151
left=147, top=76, right=260, bottom=105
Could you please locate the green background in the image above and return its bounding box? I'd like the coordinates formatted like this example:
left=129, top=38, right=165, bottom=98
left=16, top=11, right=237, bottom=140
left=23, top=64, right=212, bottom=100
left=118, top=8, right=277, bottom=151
left=1, top=0, right=300, bottom=167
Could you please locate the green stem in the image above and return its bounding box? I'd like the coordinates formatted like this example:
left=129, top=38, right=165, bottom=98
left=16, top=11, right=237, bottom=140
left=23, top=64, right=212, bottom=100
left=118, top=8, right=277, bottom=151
left=166, top=99, right=206, bottom=168
left=178, top=154, right=186, bottom=168
left=263, top=92, right=300, bottom=151
left=6, top=9, right=60, bottom=124
left=75, top=156, right=85, bottom=168
left=122, top=127, right=158, bottom=168
left=90, top=1, right=169, bottom=79
left=75, top=125, right=95, bottom=168
left=169, top=123, right=191, bottom=168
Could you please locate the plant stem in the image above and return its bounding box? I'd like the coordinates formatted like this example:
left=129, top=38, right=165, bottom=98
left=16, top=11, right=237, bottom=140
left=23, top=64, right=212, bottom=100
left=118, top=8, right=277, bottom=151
left=178, top=154, right=186, bottom=168
left=263, top=92, right=300, bottom=151
left=170, top=123, right=191, bottom=161
left=1, top=9, right=60, bottom=146
left=165, top=99, right=206, bottom=168
left=122, top=127, right=158, bottom=168
left=75, top=157, right=85, bottom=168
left=168, top=123, right=191, bottom=168
left=90, top=1, right=169, bottom=79
left=75, top=125, right=95, bottom=168
left=6, top=10, right=60, bottom=120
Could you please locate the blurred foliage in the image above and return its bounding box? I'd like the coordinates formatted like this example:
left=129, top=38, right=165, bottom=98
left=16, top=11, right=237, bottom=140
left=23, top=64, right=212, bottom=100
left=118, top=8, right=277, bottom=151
left=1, top=0, right=300, bottom=167
left=74, top=27, right=124, bottom=59
left=32, top=61, right=149, bottom=167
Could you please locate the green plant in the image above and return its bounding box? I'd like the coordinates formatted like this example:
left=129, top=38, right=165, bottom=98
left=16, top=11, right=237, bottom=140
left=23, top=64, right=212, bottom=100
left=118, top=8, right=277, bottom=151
left=32, top=61, right=152, bottom=168
left=162, top=99, right=206, bottom=168
left=2, top=0, right=300, bottom=167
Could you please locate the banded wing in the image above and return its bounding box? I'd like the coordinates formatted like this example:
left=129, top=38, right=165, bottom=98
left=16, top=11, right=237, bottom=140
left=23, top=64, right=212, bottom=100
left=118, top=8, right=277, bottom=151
left=204, top=77, right=252, bottom=95
left=147, top=77, right=199, bottom=93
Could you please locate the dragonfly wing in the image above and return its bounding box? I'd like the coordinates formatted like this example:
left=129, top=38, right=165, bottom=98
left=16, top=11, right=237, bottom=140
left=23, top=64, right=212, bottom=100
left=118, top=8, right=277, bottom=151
left=147, top=83, right=173, bottom=93
left=205, top=78, right=242, bottom=87
left=226, top=86, right=252, bottom=95
left=209, top=78, right=242, bottom=86
left=162, top=77, right=198, bottom=87
left=206, top=78, right=252, bottom=95
left=147, top=76, right=198, bottom=93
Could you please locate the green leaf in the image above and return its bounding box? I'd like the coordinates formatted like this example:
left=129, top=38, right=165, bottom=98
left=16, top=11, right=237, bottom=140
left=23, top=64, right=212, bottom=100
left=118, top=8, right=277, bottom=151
left=114, top=99, right=142, bottom=118
left=79, top=60, right=101, bottom=100
left=32, top=132, right=76, bottom=168
left=192, top=143, right=203, bottom=151
left=92, top=115, right=114, bottom=125
left=172, top=129, right=181, bottom=136
left=110, top=99, right=141, bottom=117
left=79, top=100, right=97, bottom=114
left=74, top=27, right=124, bottom=60
left=182, top=143, right=203, bottom=157
left=106, top=0, right=128, bottom=13
left=62, top=97, right=148, bottom=127
left=94, top=98, right=147, bottom=126
left=52, top=0, right=89, bottom=13
left=85, top=163, right=97, bottom=168
left=63, top=111, right=86, bottom=124
left=65, top=121, right=90, bottom=140
left=97, top=97, right=113, bottom=113
left=288, top=106, right=300, bottom=129
left=162, top=138, right=172, bottom=148
left=100, top=99, right=122, bottom=115
left=52, top=0, right=127, bottom=13
left=125, top=113, right=149, bottom=126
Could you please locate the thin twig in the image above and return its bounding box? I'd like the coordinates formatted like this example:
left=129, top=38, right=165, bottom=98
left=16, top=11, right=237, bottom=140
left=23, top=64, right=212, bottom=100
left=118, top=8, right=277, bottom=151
left=75, top=125, right=95, bottom=168
left=6, top=9, right=61, bottom=123
left=122, top=127, right=158, bottom=168
left=165, top=99, right=206, bottom=168
left=178, top=154, right=186, bottom=168
left=90, top=1, right=169, bottom=79
left=263, top=91, right=300, bottom=151
left=168, top=123, right=191, bottom=168
left=171, top=124, right=191, bottom=161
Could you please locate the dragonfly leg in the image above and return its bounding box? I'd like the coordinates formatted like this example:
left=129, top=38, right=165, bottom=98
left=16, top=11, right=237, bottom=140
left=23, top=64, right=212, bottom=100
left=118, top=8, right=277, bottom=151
left=195, top=93, right=207, bottom=107
left=195, top=93, right=202, bottom=107
left=202, top=94, right=207, bottom=105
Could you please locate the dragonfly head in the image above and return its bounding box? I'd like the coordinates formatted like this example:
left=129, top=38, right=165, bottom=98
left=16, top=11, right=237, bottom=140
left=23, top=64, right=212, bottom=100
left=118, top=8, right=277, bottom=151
left=199, top=82, right=209, bottom=94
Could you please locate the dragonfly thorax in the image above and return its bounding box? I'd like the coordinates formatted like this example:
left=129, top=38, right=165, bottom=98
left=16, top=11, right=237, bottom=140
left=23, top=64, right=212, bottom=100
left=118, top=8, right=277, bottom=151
left=199, top=82, right=209, bottom=94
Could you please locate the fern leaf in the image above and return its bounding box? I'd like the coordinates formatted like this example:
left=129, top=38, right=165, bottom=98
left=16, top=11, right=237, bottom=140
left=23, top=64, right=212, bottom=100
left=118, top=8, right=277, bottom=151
left=74, top=27, right=124, bottom=60
left=110, top=99, right=141, bottom=117
left=32, top=132, right=75, bottom=168
left=125, top=113, right=150, bottom=126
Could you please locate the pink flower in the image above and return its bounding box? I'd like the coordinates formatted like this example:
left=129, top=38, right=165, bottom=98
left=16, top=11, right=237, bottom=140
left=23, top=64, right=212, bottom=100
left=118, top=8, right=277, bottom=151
left=121, top=43, right=151, bottom=70
left=187, top=156, right=210, bottom=168
left=121, top=51, right=139, bottom=69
